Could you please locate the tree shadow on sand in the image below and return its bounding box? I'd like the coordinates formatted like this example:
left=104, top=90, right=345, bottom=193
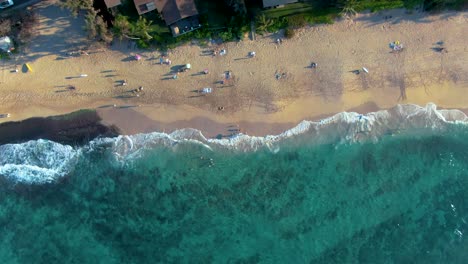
left=17, top=3, right=91, bottom=64
left=352, top=9, right=461, bottom=28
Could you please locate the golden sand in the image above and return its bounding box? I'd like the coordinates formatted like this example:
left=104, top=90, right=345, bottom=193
left=0, top=1, right=467, bottom=135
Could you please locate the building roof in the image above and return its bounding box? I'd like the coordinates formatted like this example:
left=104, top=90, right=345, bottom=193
left=104, top=0, right=122, bottom=8
left=262, top=0, right=298, bottom=8
left=134, top=0, right=157, bottom=15
left=154, top=0, right=198, bottom=25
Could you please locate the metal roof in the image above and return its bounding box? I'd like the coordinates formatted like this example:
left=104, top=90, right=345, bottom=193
left=262, top=0, right=298, bottom=8
left=104, top=0, right=122, bottom=8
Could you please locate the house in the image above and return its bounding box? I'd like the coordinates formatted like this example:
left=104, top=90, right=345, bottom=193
left=262, top=0, right=298, bottom=9
left=103, top=0, right=122, bottom=8
left=134, top=0, right=201, bottom=37
left=133, top=0, right=157, bottom=14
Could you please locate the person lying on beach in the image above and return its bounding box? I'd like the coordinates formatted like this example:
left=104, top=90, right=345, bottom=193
left=131, top=87, right=144, bottom=94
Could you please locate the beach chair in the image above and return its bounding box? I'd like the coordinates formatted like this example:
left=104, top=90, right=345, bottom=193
left=201, top=88, right=212, bottom=94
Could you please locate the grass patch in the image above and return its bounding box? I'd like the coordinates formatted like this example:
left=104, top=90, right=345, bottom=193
left=357, top=0, right=405, bottom=12
left=263, top=2, right=315, bottom=18
left=0, top=52, right=11, bottom=60
left=262, top=2, right=338, bottom=27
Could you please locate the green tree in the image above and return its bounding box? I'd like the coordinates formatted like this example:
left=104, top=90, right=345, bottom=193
left=84, top=9, right=98, bottom=39
left=96, top=16, right=113, bottom=43
left=339, top=0, right=358, bottom=17
left=112, top=15, right=131, bottom=40
left=256, top=14, right=274, bottom=33
left=84, top=9, right=113, bottom=43
left=132, top=16, right=153, bottom=40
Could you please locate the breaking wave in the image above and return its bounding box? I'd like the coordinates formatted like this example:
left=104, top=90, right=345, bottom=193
left=0, top=103, right=466, bottom=184
left=0, top=139, right=79, bottom=184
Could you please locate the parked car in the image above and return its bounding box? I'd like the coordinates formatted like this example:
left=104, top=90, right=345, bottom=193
left=0, top=0, right=14, bottom=9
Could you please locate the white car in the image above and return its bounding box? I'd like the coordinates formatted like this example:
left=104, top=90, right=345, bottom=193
left=0, top=0, right=14, bottom=9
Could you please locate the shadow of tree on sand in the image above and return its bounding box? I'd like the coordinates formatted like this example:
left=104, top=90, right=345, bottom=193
left=17, top=3, right=90, bottom=64
left=352, top=9, right=461, bottom=28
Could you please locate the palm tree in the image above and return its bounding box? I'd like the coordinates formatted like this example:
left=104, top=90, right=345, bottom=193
left=256, top=14, right=274, bottom=33
left=132, top=16, right=153, bottom=40
left=339, top=0, right=358, bottom=18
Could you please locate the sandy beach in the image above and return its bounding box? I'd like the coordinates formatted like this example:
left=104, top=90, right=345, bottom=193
left=0, top=0, right=467, bottom=137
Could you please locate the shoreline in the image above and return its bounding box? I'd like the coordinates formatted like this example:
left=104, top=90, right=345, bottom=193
left=0, top=103, right=466, bottom=147
left=96, top=100, right=384, bottom=138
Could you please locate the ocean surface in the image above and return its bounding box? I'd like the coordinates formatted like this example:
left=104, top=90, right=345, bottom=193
left=0, top=104, right=467, bottom=263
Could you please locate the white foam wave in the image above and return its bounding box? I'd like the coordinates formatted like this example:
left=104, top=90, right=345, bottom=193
left=0, top=103, right=466, bottom=184
left=96, top=103, right=468, bottom=158
left=0, top=139, right=79, bottom=184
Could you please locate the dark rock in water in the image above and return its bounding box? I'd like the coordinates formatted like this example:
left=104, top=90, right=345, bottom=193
left=0, top=110, right=120, bottom=146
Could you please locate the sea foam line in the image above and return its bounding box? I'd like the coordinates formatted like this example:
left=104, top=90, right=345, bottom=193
left=97, top=103, right=467, bottom=157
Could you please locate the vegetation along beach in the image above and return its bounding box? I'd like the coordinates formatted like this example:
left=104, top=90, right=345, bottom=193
left=0, top=0, right=467, bottom=262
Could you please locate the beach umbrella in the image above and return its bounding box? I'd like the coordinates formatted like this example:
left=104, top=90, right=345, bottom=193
left=25, top=63, right=33, bottom=72
left=135, top=54, right=142, bottom=61
left=186, top=64, right=191, bottom=69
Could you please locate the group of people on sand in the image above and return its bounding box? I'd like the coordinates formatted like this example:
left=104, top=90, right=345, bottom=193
left=159, top=56, right=172, bottom=65
left=131, top=86, right=144, bottom=97
left=212, top=48, right=227, bottom=57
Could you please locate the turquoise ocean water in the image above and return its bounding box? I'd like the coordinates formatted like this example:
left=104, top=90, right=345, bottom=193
left=0, top=105, right=467, bottom=263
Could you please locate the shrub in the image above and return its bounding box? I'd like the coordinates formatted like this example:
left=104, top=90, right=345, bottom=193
left=404, top=0, right=423, bottom=9
left=284, top=28, right=295, bottom=39
left=59, top=0, right=93, bottom=17
left=0, top=19, right=11, bottom=36
left=219, top=29, right=235, bottom=42
left=136, top=39, right=149, bottom=49
left=286, top=15, right=307, bottom=28
left=267, top=17, right=286, bottom=32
